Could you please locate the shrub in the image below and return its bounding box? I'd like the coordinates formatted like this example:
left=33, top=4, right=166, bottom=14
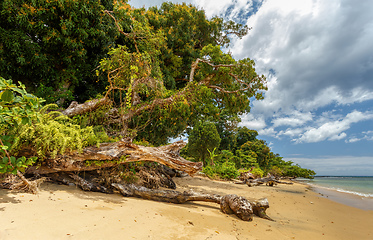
left=202, top=161, right=239, bottom=180
left=250, top=167, right=264, bottom=178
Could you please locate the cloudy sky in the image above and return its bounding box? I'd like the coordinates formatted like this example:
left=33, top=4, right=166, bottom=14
left=128, top=0, right=373, bottom=176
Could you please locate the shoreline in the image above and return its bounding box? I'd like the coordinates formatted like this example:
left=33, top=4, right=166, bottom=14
left=294, top=178, right=373, bottom=211
left=1, top=176, right=373, bottom=239
left=310, top=185, right=373, bottom=211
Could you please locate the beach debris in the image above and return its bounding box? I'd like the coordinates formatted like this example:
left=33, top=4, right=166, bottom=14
left=112, top=183, right=274, bottom=222
left=235, top=175, right=293, bottom=187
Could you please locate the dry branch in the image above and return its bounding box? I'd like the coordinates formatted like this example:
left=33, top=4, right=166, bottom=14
left=61, top=97, right=111, bottom=117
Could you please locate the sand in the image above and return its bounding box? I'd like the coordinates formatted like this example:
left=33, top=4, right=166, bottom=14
left=1, top=176, right=373, bottom=240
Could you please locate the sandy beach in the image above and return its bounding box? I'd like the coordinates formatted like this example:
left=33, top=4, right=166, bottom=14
left=1, top=176, right=373, bottom=240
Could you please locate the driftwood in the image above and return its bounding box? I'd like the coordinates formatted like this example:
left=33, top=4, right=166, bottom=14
left=112, top=183, right=274, bottom=221
left=236, top=176, right=294, bottom=187
left=26, top=140, right=202, bottom=176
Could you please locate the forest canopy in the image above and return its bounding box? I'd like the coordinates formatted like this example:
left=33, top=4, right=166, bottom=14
left=0, top=0, right=315, bottom=180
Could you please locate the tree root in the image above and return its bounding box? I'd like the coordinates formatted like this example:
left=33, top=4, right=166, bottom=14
left=0, top=172, right=45, bottom=194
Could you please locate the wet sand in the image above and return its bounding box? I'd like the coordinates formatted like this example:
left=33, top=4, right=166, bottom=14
left=1, top=176, right=373, bottom=240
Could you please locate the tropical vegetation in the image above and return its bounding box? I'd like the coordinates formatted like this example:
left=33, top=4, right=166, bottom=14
left=0, top=1, right=314, bottom=181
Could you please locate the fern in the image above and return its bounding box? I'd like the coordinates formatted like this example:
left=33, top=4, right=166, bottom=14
left=10, top=110, right=105, bottom=160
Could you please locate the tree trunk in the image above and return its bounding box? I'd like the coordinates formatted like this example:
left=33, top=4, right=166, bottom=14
left=26, top=140, right=202, bottom=176
left=112, top=183, right=274, bottom=222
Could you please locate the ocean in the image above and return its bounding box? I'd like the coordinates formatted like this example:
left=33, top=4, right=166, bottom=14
left=296, top=176, right=373, bottom=210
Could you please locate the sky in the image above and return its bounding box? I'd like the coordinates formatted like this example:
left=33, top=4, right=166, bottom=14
left=128, top=0, right=373, bottom=176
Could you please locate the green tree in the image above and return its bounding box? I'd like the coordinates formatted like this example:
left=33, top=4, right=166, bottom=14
left=146, top=2, right=248, bottom=90
left=0, top=0, right=118, bottom=104
left=240, top=140, right=272, bottom=170
left=235, top=127, right=258, bottom=149
left=187, top=121, right=221, bottom=166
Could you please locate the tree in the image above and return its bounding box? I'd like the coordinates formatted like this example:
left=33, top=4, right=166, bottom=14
left=240, top=140, right=273, bottom=170
left=0, top=0, right=118, bottom=104
left=235, top=127, right=258, bottom=149
left=187, top=121, right=221, bottom=166
left=146, top=2, right=248, bottom=90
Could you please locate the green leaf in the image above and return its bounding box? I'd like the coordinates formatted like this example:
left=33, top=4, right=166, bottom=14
left=2, top=156, right=9, bottom=164
left=11, top=168, right=18, bottom=175
left=10, top=156, right=16, bottom=165
left=1, top=89, right=14, bottom=102
left=21, top=117, right=30, bottom=125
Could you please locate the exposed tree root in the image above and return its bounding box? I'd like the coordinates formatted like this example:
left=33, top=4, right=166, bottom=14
left=0, top=172, right=45, bottom=194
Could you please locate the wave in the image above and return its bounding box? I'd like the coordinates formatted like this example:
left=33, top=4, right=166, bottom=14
left=308, top=183, right=373, bottom=198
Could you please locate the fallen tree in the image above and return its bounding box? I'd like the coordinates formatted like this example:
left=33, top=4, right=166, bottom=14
left=112, top=183, right=274, bottom=221
left=25, top=140, right=202, bottom=176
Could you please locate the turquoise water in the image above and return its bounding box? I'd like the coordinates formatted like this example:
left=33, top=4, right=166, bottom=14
left=298, top=176, right=373, bottom=198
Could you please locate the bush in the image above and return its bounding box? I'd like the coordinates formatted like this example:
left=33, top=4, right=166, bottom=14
left=250, top=167, right=264, bottom=178
left=202, top=161, right=239, bottom=180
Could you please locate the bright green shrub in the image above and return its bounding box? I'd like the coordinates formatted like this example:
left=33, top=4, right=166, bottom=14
left=250, top=167, right=264, bottom=178
left=202, top=161, right=239, bottom=180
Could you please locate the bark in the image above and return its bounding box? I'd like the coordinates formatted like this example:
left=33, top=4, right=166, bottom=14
left=236, top=176, right=294, bottom=187
left=26, top=140, right=202, bottom=176
left=112, top=183, right=273, bottom=222
left=61, top=97, right=111, bottom=117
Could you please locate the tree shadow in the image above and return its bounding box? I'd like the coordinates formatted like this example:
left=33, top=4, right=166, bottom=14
left=39, top=182, right=127, bottom=204
left=0, top=189, right=22, bottom=204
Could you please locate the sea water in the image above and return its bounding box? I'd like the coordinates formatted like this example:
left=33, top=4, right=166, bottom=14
left=299, top=176, right=373, bottom=198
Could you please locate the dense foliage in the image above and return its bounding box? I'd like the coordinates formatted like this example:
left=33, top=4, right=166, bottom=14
left=185, top=126, right=315, bottom=180
left=0, top=0, right=118, bottom=104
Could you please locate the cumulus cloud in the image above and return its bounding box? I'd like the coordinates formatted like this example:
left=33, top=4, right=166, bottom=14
left=239, top=114, right=267, bottom=129
left=296, top=111, right=373, bottom=143
left=272, top=111, right=313, bottom=127
left=346, top=131, right=373, bottom=143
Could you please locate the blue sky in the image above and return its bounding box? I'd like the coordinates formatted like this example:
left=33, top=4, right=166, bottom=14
left=129, top=0, right=373, bottom=176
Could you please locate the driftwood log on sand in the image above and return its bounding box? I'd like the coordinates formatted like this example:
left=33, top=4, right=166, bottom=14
left=112, top=183, right=274, bottom=221
left=235, top=176, right=294, bottom=187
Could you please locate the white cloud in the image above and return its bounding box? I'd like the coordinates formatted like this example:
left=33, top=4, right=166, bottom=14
left=278, top=128, right=304, bottom=138
left=258, top=127, right=276, bottom=137
left=345, top=137, right=360, bottom=143
left=296, top=111, right=373, bottom=143
left=347, top=131, right=373, bottom=143
left=272, top=111, right=312, bottom=127
left=239, top=114, right=266, bottom=130
left=192, top=0, right=244, bottom=18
